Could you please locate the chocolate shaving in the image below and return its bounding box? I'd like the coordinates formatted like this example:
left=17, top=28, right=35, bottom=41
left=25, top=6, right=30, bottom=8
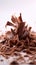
left=0, top=13, right=36, bottom=65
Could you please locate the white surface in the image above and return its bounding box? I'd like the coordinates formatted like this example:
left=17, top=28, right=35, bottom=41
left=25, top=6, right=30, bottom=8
left=0, top=0, right=36, bottom=33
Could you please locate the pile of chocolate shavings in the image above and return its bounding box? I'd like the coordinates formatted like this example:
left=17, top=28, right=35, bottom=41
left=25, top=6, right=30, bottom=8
left=0, top=13, right=36, bottom=64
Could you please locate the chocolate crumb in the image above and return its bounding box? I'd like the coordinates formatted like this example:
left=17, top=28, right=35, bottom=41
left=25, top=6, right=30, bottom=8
left=0, top=59, right=4, bottom=62
left=10, top=61, right=19, bottom=65
left=29, top=62, right=35, bottom=65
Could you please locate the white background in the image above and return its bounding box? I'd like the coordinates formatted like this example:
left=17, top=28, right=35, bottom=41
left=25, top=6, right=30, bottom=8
left=0, top=0, right=36, bottom=34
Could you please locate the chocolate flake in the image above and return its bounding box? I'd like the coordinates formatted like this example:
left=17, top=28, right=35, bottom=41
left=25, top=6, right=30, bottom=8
left=0, top=13, right=36, bottom=64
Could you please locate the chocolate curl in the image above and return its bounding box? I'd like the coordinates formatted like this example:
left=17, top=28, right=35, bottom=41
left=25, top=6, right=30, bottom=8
left=16, top=41, right=24, bottom=51
left=11, top=16, right=18, bottom=23
left=5, top=21, right=16, bottom=27
left=17, top=13, right=23, bottom=24
left=28, top=27, right=32, bottom=31
left=11, top=28, right=16, bottom=35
